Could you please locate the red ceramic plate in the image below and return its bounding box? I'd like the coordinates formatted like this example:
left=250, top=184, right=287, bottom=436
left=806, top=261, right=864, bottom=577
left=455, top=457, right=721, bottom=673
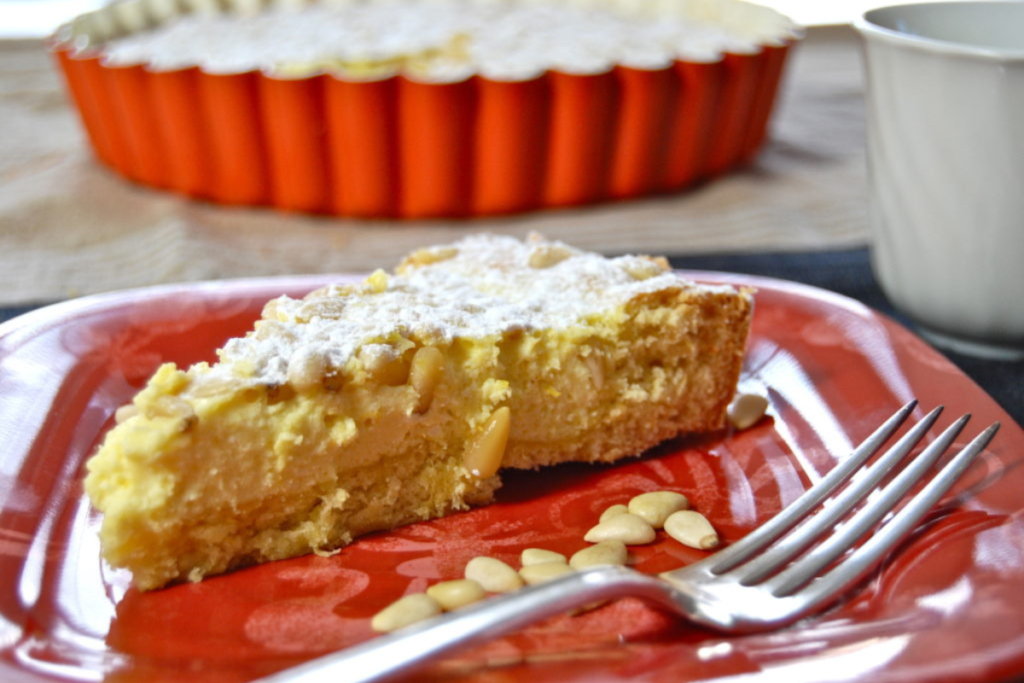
left=1, top=273, right=1022, bottom=683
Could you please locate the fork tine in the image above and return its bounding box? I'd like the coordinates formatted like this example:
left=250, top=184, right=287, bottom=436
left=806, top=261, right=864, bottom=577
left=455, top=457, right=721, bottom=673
left=795, top=421, right=1000, bottom=610
left=766, top=414, right=981, bottom=597
left=732, top=405, right=944, bottom=585
left=708, top=400, right=920, bottom=574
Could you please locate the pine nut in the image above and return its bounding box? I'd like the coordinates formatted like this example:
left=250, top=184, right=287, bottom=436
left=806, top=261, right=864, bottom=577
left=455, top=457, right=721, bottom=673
left=188, top=377, right=244, bottom=398
left=287, top=348, right=329, bottom=391
left=294, top=298, right=346, bottom=323
left=569, top=600, right=609, bottom=617
left=114, top=404, right=139, bottom=423
left=261, top=298, right=286, bottom=322
left=599, top=504, right=629, bottom=522
left=628, top=491, right=690, bottom=529
left=727, top=393, right=769, bottom=430
left=400, top=246, right=458, bottom=271
left=519, top=562, right=575, bottom=586
left=365, top=269, right=389, bottom=293
left=583, top=513, right=656, bottom=545
left=464, top=556, right=523, bottom=593
left=622, top=258, right=665, bottom=281
left=370, top=593, right=441, bottom=632
left=665, top=510, right=720, bottom=550
left=528, top=245, right=573, bottom=269
left=569, top=540, right=627, bottom=570
left=426, top=579, right=486, bottom=611
left=360, top=346, right=409, bottom=386
left=463, top=407, right=511, bottom=479
left=645, top=255, right=671, bottom=271
left=142, top=395, right=197, bottom=431
left=143, top=395, right=194, bottom=421
left=521, top=548, right=567, bottom=567
left=410, top=346, right=444, bottom=414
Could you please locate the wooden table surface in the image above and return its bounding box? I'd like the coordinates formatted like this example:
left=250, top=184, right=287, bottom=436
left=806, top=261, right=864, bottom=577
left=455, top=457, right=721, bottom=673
left=0, top=26, right=867, bottom=306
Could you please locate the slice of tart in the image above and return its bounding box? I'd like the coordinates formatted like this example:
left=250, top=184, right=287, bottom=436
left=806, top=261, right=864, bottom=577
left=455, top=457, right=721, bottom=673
left=84, top=234, right=753, bottom=591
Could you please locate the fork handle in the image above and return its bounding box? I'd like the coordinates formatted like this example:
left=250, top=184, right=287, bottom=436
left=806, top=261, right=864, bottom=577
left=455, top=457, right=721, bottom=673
left=257, top=566, right=673, bottom=683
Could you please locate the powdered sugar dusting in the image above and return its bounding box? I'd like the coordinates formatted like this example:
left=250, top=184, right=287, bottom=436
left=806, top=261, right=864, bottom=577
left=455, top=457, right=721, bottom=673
left=100, top=0, right=758, bottom=80
left=203, top=234, right=723, bottom=388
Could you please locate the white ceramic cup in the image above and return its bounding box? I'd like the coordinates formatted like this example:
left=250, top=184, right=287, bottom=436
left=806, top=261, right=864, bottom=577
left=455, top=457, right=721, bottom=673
left=855, top=2, right=1024, bottom=360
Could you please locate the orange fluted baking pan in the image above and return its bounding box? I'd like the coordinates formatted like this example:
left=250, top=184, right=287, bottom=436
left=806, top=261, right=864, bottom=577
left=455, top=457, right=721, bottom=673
left=50, top=0, right=800, bottom=219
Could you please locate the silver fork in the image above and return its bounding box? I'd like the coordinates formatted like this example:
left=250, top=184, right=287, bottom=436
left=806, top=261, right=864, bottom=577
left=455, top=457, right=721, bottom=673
left=259, top=401, right=1000, bottom=683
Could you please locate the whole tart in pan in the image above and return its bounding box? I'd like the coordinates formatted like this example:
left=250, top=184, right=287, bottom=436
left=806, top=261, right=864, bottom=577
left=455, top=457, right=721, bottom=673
left=50, top=0, right=801, bottom=219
